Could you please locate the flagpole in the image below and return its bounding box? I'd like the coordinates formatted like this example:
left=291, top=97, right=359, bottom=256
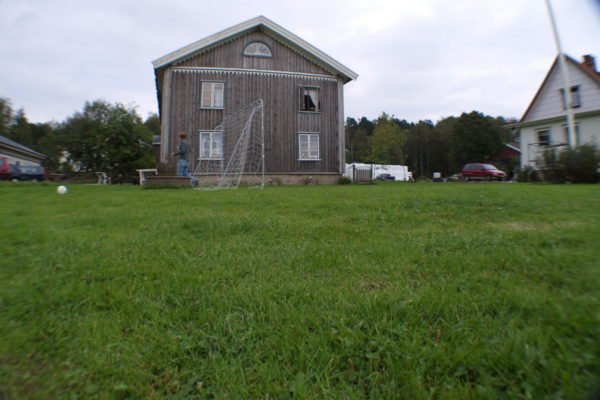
left=544, top=0, right=576, bottom=147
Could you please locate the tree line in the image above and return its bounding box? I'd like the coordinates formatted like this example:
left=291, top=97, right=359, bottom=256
left=346, top=112, right=518, bottom=178
left=0, top=97, right=159, bottom=176
left=1, top=96, right=519, bottom=179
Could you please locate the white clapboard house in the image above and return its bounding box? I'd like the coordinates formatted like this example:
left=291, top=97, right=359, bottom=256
left=516, top=54, right=600, bottom=168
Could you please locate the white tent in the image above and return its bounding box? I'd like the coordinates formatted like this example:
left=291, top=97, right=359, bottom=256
left=344, top=163, right=413, bottom=182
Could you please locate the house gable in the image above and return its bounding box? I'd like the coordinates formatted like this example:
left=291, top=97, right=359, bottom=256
left=520, top=55, right=600, bottom=124
left=174, top=29, right=332, bottom=77
left=153, top=16, right=357, bottom=82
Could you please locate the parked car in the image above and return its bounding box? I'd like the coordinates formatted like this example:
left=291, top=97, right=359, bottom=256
left=0, top=157, right=20, bottom=181
left=19, top=164, right=46, bottom=181
left=461, top=163, right=506, bottom=181
left=375, top=173, right=395, bottom=181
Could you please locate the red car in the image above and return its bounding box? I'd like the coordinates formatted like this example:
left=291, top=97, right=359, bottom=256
left=461, top=163, right=506, bottom=181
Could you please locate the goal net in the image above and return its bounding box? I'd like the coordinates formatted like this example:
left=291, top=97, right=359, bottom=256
left=192, top=99, right=265, bottom=189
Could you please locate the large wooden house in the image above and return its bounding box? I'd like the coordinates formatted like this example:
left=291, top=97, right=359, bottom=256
left=152, top=16, right=357, bottom=184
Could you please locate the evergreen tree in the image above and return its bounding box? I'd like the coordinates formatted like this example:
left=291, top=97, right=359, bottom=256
left=0, top=98, right=14, bottom=137
left=9, top=109, right=33, bottom=147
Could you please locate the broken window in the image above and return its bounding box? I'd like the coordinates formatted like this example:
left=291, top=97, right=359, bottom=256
left=299, top=87, right=320, bottom=112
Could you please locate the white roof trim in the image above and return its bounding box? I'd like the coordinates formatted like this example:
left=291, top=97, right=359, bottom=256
left=152, top=15, right=358, bottom=82
left=505, top=143, right=521, bottom=153
left=172, top=66, right=338, bottom=81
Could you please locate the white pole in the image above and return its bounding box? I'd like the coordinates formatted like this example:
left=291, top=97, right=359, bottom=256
left=260, top=98, right=265, bottom=188
left=545, top=0, right=576, bottom=147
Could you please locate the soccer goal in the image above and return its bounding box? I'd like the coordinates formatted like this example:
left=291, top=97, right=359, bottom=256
left=192, top=99, right=265, bottom=189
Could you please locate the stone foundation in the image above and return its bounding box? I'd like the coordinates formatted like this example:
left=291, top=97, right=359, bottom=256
left=143, top=176, right=192, bottom=187
left=143, top=173, right=342, bottom=187
left=264, top=174, right=341, bottom=186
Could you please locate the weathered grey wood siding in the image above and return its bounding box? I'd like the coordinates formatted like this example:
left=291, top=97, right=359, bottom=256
left=175, top=30, right=333, bottom=76
left=161, top=28, right=343, bottom=174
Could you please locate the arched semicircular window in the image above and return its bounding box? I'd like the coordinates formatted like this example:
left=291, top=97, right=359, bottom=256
left=244, top=42, right=272, bottom=58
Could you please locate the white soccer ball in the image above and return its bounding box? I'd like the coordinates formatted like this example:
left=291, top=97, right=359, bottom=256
left=57, top=185, right=68, bottom=194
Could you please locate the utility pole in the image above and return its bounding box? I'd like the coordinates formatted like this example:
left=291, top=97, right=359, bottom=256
left=545, top=0, right=577, bottom=147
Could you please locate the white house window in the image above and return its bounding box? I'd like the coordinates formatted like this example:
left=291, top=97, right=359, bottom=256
left=244, top=42, right=272, bottom=58
left=537, top=129, right=551, bottom=147
left=559, top=85, right=581, bottom=109
left=298, top=133, right=320, bottom=160
left=199, top=131, right=223, bottom=160
left=299, top=87, right=320, bottom=112
left=201, top=82, right=224, bottom=109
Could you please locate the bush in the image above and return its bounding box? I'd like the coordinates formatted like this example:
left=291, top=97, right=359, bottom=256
left=495, top=155, right=520, bottom=180
left=524, top=144, right=600, bottom=184
left=559, top=144, right=600, bottom=183
left=541, top=149, right=565, bottom=183
left=338, top=176, right=352, bottom=185
left=517, top=166, right=540, bottom=182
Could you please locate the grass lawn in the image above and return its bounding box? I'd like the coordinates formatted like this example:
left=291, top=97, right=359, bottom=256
left=1, top=182, right=599, bottom=399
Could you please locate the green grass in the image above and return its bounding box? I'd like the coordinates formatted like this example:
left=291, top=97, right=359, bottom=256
left=1, top=182, right=599, bottom=399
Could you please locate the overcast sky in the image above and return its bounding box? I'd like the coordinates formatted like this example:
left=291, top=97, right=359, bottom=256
left=1, top=0, right=599, bottom=125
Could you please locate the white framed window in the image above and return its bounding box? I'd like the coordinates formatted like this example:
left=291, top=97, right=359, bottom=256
left=201, top=82, right=225, bottom=109
left=536, top=128, right=551, bottom=147
left=198, top=131, right=223, bottom=160
left=559, top=85, right=581, bottom=109
left=244, top=42, right=272, bottom=58
left=298, top=133, right=320, bottom=160
left=299, top=86, right=320, bottom=112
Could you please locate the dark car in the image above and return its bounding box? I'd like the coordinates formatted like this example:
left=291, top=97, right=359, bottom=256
left=375, top=173, right=395, bottom=181
left=0, top=157, right=21, bottom=181
left=19, top=164, right=46, bottom=181
left=461, top=163, right=506, bottom=181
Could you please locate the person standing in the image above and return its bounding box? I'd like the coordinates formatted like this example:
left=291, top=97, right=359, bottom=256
left=173, top=133, right=196, bottom=185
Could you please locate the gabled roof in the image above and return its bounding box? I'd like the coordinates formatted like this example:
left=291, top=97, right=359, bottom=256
left=0, top=135, right=45, bottom=159
left=152, top=15, right=358, bottom=83
left=519, top=54, right=600, bottom=123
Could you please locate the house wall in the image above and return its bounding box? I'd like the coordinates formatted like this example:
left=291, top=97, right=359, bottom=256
left=520, top=113, right=600, bottom=167
left=160, top=29, right=344, bottom=175
left=0, top=146, right=45, bottom=166
left=0, top=152, right=41, bottom=166
left=522, top=61, right=600, bottom=123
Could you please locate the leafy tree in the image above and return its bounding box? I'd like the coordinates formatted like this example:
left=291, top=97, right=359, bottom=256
left=365, top=112, right=406, bottom=164
left=144, top=113, right=161, bottom=137
left=58, top=100, right=154, bottom=174
left=450, top=111, right=505, bottom=168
